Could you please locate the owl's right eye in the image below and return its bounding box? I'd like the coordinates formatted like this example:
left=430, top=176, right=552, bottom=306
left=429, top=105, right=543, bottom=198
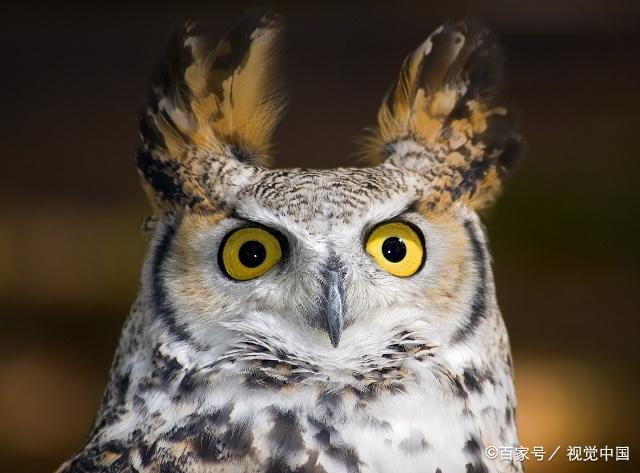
left=219, top=227, right=283, bottom=281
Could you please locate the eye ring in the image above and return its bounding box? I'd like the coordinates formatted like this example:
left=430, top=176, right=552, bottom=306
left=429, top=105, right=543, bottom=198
left=365, top=221, right=425, bottom=277
left=219, top=227, right=283, bottom=281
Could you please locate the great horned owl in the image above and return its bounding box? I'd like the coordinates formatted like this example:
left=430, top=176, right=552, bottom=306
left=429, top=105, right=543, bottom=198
left=58, top=10, right=523, bottom=473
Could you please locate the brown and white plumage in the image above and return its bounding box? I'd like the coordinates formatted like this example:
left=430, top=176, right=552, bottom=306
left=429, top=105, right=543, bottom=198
left=364, top=19, right=522, bottom=211
left=58, top=12, right=524, bottom=473
left=137, top=10, right=285, bottom=214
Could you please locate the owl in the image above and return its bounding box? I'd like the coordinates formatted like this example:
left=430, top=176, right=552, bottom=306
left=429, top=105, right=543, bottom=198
left=58, top=10, right=523, bottom=473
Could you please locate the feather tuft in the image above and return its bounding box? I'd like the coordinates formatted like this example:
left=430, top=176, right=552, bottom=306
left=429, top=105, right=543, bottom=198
left=360, top=19, right=523, bottom=210
left=137, top=10, right=286, bottom=213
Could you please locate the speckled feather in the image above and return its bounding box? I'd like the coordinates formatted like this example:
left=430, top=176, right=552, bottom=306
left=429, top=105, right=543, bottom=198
left=137, top=10, right=285, bottom=215
left=58, top=12, right=523, bottom=473
left=364, top=19, right=523, bottom=211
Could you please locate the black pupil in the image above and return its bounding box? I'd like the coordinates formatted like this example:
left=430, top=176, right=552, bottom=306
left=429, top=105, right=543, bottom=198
left=382, top=237, right=406, bottom=263
left=238, top=241, right=266, bottom=268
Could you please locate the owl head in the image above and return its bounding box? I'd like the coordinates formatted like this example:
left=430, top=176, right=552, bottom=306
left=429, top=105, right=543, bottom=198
left=136, top=11, right=522, bottom=377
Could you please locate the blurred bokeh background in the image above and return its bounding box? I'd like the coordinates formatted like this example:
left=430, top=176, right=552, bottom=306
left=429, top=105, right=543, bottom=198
left=1, top=1, right=638, bottom=472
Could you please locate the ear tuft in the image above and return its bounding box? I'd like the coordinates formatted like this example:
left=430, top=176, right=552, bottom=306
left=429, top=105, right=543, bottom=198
left=137, top=10, right=285, bottom=214
left=363, top=19, right=524, bottom=210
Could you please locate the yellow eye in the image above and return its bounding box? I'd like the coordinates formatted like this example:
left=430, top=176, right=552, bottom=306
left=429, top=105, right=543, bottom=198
left=220, top=227, right=282, bottom=281
left=365, top=221, right=425, bottom=277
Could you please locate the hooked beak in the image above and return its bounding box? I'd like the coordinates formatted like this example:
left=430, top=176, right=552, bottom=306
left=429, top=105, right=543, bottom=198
left=321, top=259, right=346, bottom=348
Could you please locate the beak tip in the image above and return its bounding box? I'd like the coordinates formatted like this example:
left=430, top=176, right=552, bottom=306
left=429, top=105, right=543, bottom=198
left=329, top=334, right=341, bottom=348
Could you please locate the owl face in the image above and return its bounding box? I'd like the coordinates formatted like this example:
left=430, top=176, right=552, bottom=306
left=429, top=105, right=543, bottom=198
left=137, top=13, right=521, bottom=373
left=152, top=165, right=486, bottom=371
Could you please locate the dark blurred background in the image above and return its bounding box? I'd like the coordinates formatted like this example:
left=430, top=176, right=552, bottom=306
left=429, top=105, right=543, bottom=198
left=1, top=1, right=639, bottom=472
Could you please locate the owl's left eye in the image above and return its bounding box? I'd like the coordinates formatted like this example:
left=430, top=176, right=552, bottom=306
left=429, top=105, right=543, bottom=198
left=219, top=227, right=282, bottom=281
left=365, top=221, right=425, bottom=277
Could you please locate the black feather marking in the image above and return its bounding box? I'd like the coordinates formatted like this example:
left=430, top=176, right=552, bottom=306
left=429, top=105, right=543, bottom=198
left=307, top=416, right=362, bottom=473
left=268, top=408, right=305, bottom=454
left=451, top=220, right=488, bottom=343
left=465, top=462, right=489, bottom=473
left=150, top=223, right=199, bottom=345
left=136, top=148, right=189, bottom=205
left=464, top=435, right=482, bottom=456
